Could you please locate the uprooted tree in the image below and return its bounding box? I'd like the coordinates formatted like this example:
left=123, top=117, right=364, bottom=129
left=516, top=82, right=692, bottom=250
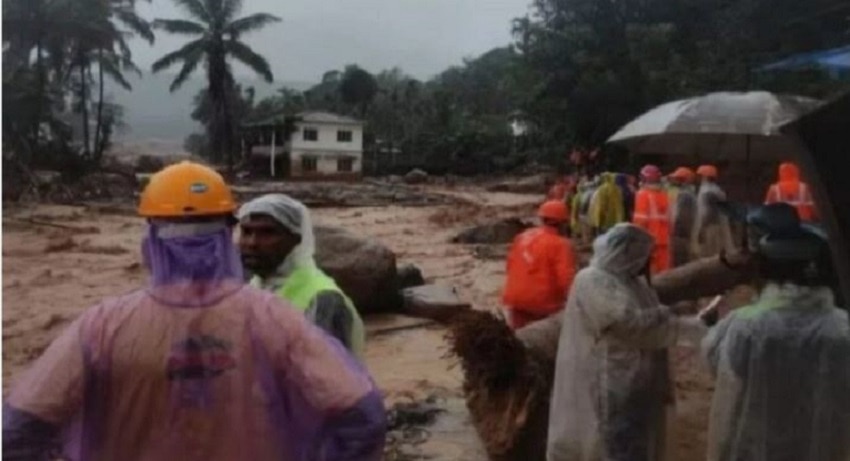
left=445, top=253, right=755, bottom=461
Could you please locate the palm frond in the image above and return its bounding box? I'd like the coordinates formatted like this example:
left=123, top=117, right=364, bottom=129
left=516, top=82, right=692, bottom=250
left=225, top=39, right=273, bottom=82
left=153, top=18, right=206, bottom=35
left=173, top=0, right=211, bottom=24
left=151, top=38, right=206, bottom=73
left=114, top=7, right=155, bottom=44
left=221, top=0, right=244, bottom=23
left=169, top=46, right=204, bottom=92
left=101, top=57, right=132, bottom=90
left=225, top=13, right=281, bottom=37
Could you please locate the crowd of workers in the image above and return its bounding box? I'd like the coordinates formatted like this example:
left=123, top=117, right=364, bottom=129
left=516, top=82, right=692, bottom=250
left=502, top=161, right=848, bottom=460
left=3, top=159, right=845, bottom=461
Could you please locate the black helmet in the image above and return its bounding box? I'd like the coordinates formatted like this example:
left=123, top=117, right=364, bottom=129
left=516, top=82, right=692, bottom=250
left=747, top=203, right=826, bottom=262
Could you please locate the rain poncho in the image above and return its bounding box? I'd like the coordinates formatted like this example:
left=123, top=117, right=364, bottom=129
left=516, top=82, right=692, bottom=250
left=693, top=180, right=735, bottom=258
left=502, top=225, right=577, bottom=329
left=3, top=220, right=385, bottom=461
left=702, top=283, right=850, bottom=461
left=547, top=223, right=707, bottom=461
left=615, top=174, right=635, bottom=219
left=633, top=184, right=671, bottom=274
left=765, top=162, right=818, bottom=222
left=238, top=194, right=366, bottom=357
left=670, top=184, right=697, bottom=267
left=589, top=173, right=625, bottom=233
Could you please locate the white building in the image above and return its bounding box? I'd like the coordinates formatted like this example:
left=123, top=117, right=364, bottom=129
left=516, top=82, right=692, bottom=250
left=243, top=111, right=364, bottom=180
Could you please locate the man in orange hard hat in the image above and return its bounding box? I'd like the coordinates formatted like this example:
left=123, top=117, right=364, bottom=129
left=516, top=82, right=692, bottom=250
left=765, top=161, right=818, bottom=222
left=667, top=167, right=698, bottom=267
left=4, top=161, right=386, bottom=460
left=502, top=200, right=578, bottom=330
left=692, top=164, right=735, bottom=258
left=632, top=164, right=671, bottom=274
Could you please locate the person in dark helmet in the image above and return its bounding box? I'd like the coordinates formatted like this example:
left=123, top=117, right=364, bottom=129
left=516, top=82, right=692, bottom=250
left=702, top=202, right=850, bottom=461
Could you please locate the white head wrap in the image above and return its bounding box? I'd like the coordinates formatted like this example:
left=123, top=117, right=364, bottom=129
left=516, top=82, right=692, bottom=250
left=237, top=194, right=317, bottom=271
left=590, top=223, right=655, bottom=277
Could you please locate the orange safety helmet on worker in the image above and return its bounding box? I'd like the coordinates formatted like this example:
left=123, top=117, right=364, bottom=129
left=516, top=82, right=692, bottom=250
left=632, top=164, right=671, bottom=274
left=502, top=200, right=577, bottom=330
left=138, top=161, right=237, bottom=217
left=765, top=162, right=818, bottom=222
left=696, top=164, right=718, bottom=180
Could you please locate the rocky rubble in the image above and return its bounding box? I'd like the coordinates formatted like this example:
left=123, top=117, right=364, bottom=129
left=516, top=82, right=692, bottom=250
left=233, top=180, right=461, bottom=208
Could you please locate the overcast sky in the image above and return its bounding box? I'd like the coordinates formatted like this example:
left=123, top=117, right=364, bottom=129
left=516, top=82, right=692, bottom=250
left=131, top=0, right=532, bottom=83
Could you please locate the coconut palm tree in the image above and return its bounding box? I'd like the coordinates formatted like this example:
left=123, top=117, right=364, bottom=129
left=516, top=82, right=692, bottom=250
left=151, top=0, right=281, bottom=171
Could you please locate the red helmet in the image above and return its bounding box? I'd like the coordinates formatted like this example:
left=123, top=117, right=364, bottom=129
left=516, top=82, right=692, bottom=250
left=538, top=200, right=569, bottom=222
left=640, top=164, right=662, bottom=182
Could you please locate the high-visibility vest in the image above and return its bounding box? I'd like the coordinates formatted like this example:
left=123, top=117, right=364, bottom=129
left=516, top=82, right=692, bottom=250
left=250, top=266, right=365, bottom=358
left=766, top=182, right=816, bottom=222
left=633, top=188, right=670, bottom=245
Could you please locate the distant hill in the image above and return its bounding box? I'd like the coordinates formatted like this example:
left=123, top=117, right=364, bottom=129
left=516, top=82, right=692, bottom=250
left=107, top=72, right=312, bottom=153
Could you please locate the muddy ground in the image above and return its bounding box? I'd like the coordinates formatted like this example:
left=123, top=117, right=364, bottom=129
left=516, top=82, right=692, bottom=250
left=3, top=183, right=717, bottom=460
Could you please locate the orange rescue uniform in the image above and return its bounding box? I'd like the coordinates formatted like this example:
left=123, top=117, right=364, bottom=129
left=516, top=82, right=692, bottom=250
left=502, top=226, right=577, bottom=330
left=765, top=162, right=818, bottom=222
left=632, top=186, right=671, bottom=274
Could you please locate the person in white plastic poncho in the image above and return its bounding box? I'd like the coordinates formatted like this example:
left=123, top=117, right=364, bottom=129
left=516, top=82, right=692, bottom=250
left=702, top=203, right=850, bottom=461
left=238, top=194, right=365, bottom=358
left=547, top=223, right=712, bottom=461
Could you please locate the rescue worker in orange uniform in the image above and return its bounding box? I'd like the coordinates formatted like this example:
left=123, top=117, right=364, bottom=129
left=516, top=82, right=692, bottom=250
left=632, top=164, right=671, bottom=274
left=502, top=200, right=577, bottom=330
left=765, top=161, right=818, bottom=222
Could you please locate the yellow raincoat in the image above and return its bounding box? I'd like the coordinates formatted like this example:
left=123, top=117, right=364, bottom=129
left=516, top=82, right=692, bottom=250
left=589, top=173, right=625, bottom=232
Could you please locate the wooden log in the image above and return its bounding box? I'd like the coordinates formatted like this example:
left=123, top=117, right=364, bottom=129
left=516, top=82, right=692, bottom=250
left=516, top=253, right=754, bottom=361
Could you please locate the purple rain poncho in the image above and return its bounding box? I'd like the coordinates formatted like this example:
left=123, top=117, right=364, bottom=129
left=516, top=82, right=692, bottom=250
left=4, top=221, right=386, bottom=461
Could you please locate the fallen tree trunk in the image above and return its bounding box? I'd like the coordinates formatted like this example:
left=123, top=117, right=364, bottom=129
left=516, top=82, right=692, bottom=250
left=517, top=252, right=754, bottom=362
left=445, top=253, right=754, bottom=461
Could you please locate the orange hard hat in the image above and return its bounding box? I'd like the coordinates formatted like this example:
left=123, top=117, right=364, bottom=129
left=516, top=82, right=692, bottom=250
left=538, top=200, right=569, bottom=222
left=669, top=167, right=695, bottom=182
left=138, top=161, right=237, bottom=217
left=696, top=164, right=718, bottom=179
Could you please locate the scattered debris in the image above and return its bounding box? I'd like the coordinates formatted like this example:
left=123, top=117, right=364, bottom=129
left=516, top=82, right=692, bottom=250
left=485, top=174, right=550, bottom=194
left=45, top=236, right=76, bottom=253
left=404, top=169, right=430, bottom=185
left=451, top=218, right=531, bottom=244
left=384, top=394, right=446, bottom=461
left=12, top=218, right=100, bottom=235
left=472, top=244, right=510, bottom=261
left=40, top=313, right=66, bottom=330
left=402, top=284, right=471, bottom=323
left=397, top=264, right=426, bottom=290
left=233, top=181, right=459, bottom=208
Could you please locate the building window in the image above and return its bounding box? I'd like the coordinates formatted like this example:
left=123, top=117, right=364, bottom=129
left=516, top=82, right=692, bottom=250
left=302, top=156, right=317, bottom=172
left=303, top=128, right=318, bottom=141
left=337, top=157, right=354, bottom=172
left=337, top=130, right=353, bottom=142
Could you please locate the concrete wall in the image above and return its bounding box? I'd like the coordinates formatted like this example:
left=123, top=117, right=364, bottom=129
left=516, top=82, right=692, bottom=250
left=291, top=122, right=363, bottom=155
left=290, top=149, right=361, bottom=179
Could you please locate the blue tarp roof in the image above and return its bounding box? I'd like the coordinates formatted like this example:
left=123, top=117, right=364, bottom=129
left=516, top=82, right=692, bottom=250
left=759, top=45, right=850, bottom=75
